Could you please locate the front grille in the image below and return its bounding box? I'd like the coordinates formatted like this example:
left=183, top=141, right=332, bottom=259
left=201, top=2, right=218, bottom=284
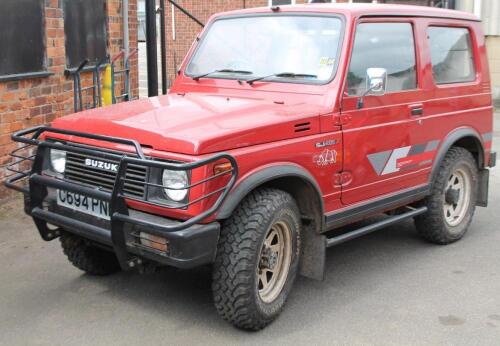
left=64, top=151, right=147, bottom=198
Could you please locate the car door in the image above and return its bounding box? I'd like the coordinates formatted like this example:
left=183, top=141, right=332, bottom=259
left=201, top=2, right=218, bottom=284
left=340, top=19, right=430, bottom=206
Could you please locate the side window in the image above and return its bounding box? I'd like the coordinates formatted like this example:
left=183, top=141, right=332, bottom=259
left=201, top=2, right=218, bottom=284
left=427, top=27, right=475, bottom=84
left=347, top=23, right=417, bottom=96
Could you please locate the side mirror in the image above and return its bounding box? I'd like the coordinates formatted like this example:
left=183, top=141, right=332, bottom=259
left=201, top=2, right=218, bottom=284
left=366, top=68, right=387, bottom=96
left=357, top=67, right=387, bottom=109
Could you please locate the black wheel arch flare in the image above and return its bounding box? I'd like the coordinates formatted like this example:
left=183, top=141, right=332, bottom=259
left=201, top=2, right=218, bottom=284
left=216, top=164, right=324, bottom=231
left=430, top=127, right=486, bottom=188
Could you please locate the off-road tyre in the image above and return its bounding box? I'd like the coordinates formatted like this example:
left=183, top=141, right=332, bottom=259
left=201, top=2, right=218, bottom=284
left=415, top=147, right=478, bottom=244
left=212, top=188, right=301, bottom=330
left=60, top=233, right=121, bottom=275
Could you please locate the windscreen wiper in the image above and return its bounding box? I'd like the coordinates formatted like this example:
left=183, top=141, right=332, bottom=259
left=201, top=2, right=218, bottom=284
left=246, top=72, right=318, bottom=85
left=192, top=69, right=253, bottom=81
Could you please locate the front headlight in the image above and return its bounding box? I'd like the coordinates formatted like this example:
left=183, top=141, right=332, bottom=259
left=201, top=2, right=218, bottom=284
left=162, top=170, right=188, bottom=202
left=50, top=145, right=66, bottom=173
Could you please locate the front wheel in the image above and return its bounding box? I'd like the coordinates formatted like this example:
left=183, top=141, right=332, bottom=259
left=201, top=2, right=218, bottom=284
left=212, top=188, right=301, bottom=330
left=415, top=147, right=478, bottom=244
left=60, top=233, right=121, bottom=275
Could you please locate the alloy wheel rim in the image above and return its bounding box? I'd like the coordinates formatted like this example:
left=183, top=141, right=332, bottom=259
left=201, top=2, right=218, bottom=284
left=444, top=167, right=471, bottom=227
left=257, top=220, right=292, bottom=303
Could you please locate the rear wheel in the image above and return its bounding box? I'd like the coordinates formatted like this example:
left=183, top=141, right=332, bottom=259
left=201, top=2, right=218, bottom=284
left=60, top=233, right=121, bottom=275
left=212, top=188, right=301, bottom=330
left=415, top=147, right=478, bottom=244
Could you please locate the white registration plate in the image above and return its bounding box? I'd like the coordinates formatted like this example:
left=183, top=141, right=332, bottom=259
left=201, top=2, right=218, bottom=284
left=57, top=190, right=110, bottom=220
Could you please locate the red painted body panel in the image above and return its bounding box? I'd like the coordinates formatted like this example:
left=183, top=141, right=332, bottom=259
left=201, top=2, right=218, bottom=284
left=48, top=4, right=493, bottom=224
left=340, top=17, right=492, bottom=206
left=52, top=93, right=327, bottom=155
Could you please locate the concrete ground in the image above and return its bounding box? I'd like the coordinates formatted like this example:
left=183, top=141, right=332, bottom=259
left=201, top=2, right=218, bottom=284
left=0, top=114, right=498, bottom=345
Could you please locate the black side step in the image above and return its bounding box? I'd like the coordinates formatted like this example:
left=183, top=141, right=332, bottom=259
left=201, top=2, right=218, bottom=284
left=326, top=206, right=428, bottom=248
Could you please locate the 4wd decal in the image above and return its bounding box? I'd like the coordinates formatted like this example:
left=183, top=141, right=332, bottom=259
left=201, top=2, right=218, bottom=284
left=314, top=149, right=337, bottom=166
left=368, top=140, right=440, bottom=175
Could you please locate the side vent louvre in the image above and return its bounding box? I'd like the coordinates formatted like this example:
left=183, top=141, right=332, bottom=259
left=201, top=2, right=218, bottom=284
left=294, top=122, right=311, bottom=133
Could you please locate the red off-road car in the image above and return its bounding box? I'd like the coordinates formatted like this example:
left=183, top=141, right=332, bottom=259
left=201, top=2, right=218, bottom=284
left=6, top=4, right=496, bottom=330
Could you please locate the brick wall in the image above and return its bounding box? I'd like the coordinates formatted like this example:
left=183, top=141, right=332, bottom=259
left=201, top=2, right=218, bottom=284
left=0, top=0, right=138, bottom=199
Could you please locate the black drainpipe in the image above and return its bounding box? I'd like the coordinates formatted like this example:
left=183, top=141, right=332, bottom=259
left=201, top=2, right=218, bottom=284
left=159, top=0, right=167, bottom=94
left=148, top=0, right=205, bottom=96
left=145, top=0, right=158, bottom=97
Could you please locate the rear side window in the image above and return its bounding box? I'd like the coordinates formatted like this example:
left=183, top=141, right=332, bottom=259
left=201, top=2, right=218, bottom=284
left=347, top=23, right=417, bottom=96
left=427, top=27, right=476, bottom=84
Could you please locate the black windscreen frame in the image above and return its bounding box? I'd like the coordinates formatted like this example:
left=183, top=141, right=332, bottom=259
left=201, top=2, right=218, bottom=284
left=63, top=0, right=108, bottom=69
left=0, top=0, right=46, bottom=76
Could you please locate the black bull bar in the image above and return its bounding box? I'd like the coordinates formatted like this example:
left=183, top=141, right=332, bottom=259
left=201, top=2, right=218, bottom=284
left=4, top=126, right=238, bottom=269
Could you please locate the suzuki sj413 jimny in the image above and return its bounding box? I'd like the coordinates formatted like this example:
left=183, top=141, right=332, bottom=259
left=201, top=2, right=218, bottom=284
left=6, top=4, right=496, bottom=330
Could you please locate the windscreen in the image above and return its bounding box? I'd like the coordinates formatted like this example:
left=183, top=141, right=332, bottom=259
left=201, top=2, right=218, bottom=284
left=186, top=15, right=343, bottom=83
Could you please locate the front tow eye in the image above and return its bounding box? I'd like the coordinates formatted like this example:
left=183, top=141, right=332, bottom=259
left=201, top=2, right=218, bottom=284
left=445, top=188, right=460, bottom=205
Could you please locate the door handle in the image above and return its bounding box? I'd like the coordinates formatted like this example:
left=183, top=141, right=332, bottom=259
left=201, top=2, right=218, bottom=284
left=409, top=104, right=424, bottom=117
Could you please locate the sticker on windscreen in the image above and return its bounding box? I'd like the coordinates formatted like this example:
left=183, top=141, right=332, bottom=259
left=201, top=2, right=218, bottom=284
left=319, top=57, right=335, bottom=66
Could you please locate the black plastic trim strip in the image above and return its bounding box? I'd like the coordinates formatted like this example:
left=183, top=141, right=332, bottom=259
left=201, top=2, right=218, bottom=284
left=430, top=128, right=484, bottom=186
left=326, top=206, right=428, bottom=247
left=216, top=164, right=324, bottom=221
left=325, top=185, right=430, bottom=230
